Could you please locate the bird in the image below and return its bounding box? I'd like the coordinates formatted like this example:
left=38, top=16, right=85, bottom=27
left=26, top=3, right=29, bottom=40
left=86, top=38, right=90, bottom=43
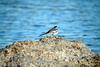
left=40, top=26, right=58, bottom=36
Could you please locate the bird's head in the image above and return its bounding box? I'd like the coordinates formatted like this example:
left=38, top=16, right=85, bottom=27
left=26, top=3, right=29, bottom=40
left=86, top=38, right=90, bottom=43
left=54, top=26, right=57, bottom=28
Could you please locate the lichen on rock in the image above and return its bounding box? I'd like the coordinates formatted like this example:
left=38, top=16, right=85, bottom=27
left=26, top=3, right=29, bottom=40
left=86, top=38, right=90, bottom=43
left=0, top=37, right=100, bottom=67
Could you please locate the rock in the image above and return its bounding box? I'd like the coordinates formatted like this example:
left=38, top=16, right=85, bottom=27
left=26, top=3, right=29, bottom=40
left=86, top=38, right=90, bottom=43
left=0, top=37, right=99, bottom=67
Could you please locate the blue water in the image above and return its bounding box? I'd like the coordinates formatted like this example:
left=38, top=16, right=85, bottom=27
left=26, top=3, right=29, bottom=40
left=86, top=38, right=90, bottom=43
left=0, top=0, right=100, bottom=54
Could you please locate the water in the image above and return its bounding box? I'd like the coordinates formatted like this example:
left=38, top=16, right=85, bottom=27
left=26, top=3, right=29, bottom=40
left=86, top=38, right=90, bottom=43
left=0, top=0, right=100, bottom=54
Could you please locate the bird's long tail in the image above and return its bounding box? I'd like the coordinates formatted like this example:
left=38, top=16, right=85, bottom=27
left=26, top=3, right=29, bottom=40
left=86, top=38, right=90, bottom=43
left=39, top=33, right=46, bottom=36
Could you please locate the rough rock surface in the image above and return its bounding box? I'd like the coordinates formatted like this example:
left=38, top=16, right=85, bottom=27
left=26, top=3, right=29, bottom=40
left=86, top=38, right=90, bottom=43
left=0, top=37, right=100, bottom=67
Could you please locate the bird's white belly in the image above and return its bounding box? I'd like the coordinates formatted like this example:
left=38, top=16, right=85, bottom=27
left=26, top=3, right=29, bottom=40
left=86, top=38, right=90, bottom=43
left=49, top=30, right=58, bottom=35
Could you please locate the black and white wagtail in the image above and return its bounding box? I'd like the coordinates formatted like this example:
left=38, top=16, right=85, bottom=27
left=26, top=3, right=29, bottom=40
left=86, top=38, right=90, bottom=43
left=40, top=26, right=58, bottom=36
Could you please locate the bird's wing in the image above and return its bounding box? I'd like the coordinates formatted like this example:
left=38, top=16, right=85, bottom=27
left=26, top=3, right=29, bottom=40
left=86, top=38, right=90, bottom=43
left=46, top=26, right=57, bottom=33
left=39, top=26, right=57, bottom=36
